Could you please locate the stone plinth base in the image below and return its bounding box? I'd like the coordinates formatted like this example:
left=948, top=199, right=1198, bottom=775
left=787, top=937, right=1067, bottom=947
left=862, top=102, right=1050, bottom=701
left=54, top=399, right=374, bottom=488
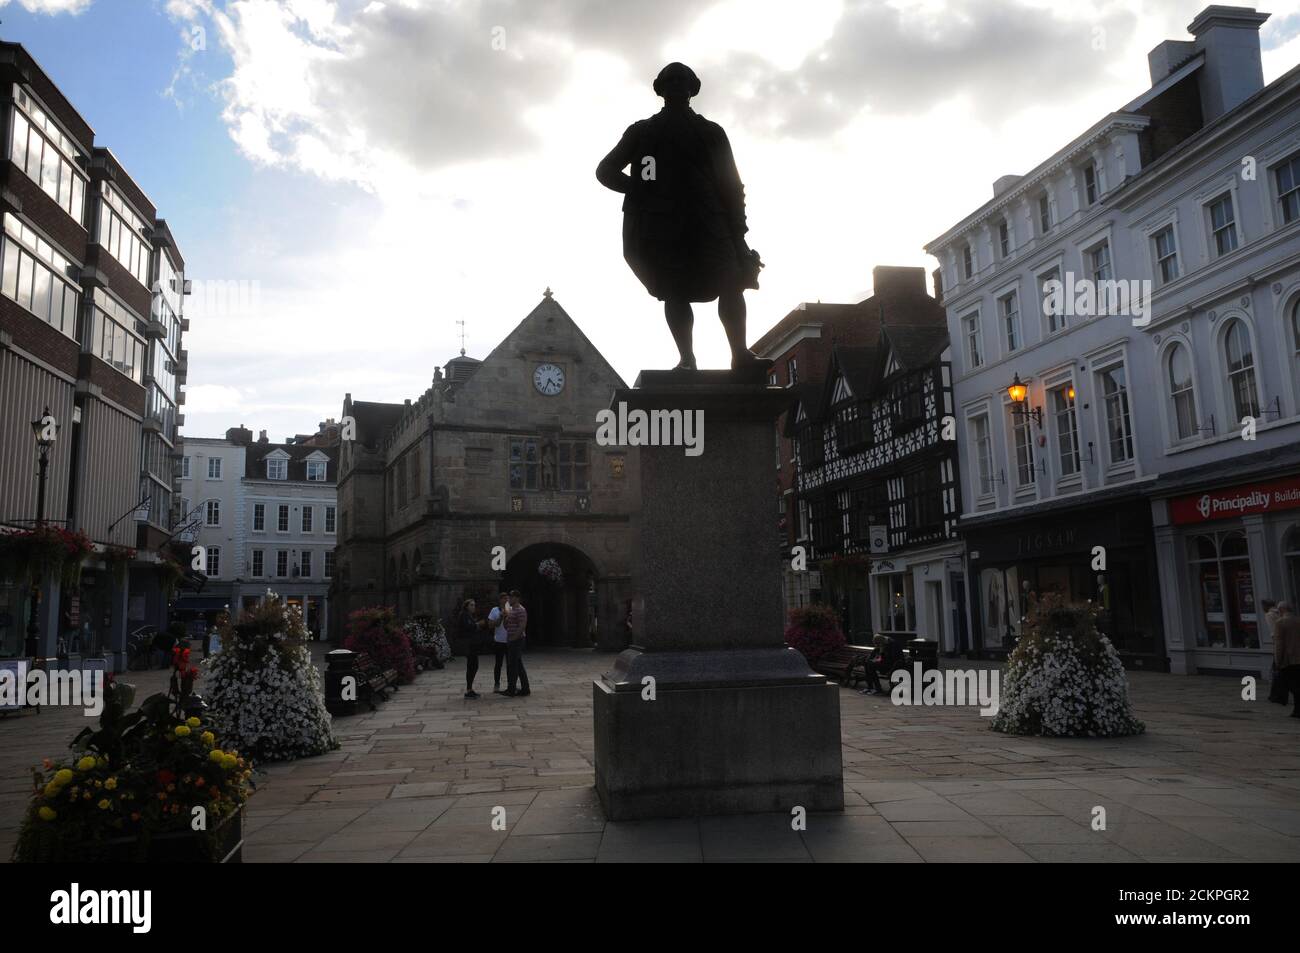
left=593, top=648, right=843, bottom=820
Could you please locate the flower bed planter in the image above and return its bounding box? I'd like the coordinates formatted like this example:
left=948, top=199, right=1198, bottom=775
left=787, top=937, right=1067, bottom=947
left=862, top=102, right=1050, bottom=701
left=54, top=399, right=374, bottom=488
left=21, top=805, right=243, bottom=863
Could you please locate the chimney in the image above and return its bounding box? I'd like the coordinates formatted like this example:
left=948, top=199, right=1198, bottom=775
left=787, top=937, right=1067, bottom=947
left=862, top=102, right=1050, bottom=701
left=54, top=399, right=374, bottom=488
left=871, top=265, right=928, bottom=299
left=931, top=267, right=944, bottom=306
left=258, top=429, right=268, bottom=443
left=225, top=425, right=252, bottom=445
left=1148, top=39, right=1197, bottom=84
left=1188, top=5, right=1270, bottom=121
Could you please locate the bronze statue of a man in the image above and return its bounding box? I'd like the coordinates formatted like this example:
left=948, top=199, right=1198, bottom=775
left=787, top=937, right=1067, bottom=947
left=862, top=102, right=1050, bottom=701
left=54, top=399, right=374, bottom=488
left=597, top=62, right=762, bottom=370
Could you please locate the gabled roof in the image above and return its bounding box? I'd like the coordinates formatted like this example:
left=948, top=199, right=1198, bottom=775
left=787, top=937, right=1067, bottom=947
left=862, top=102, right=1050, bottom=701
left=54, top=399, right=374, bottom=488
left=880, top=322, right=948, bottom=371
left=467, top=293, right=629, bottom=390
left=784, top=381, right=825, bottom=437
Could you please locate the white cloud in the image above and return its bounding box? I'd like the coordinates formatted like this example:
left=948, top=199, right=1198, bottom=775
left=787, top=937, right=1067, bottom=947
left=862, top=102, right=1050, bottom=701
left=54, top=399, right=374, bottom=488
left=166, top=0, right=1300, bottom=441
left=0, top=0, right=93, bottom=13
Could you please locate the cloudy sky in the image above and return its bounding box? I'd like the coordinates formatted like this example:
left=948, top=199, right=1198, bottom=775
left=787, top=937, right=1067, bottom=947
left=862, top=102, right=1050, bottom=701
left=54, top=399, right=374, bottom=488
left=6, top=0, right=1300, bottom=439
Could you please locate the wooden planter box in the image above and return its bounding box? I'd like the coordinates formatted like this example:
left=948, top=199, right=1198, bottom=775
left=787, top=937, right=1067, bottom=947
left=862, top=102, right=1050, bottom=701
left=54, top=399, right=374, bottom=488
left=22, top=806, right=244, bottom=863
left=108, top=806, right=244, bottom=863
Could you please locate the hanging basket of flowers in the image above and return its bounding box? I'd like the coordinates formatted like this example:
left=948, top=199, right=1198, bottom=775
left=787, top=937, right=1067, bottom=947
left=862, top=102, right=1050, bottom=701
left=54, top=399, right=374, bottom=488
left=537, top=557, right=563, bottom=586
left=0, top=525, right=94, bottom=590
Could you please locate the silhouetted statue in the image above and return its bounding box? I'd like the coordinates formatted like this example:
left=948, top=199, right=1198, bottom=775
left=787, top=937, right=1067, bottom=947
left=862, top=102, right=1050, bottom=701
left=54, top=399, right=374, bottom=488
left=597, top=62, right=763, bottom=370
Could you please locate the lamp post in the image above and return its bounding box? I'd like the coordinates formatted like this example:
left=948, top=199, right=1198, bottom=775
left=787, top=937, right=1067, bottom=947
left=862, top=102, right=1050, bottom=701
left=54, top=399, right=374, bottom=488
left=1006, top=373, right=1043, bottom=427
left=25, top=407, right=59, bottom=659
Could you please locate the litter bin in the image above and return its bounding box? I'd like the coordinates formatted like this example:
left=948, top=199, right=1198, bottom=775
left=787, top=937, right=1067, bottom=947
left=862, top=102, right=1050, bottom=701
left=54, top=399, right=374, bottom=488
left=905, top=638, right=939, bottom=674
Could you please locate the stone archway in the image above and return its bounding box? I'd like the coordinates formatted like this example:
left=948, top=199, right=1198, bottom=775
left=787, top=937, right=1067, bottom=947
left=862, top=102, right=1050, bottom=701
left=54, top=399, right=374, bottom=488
left=503, top=542, right=599, bottom=648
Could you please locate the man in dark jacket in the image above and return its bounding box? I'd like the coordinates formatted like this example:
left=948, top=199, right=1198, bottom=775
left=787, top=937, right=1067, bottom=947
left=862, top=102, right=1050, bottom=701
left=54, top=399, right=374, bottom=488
left=597, top=62, right=761, bottom=370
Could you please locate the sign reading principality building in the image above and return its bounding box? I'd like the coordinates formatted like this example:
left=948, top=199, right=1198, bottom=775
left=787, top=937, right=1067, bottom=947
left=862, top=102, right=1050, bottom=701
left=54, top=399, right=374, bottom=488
left=1169, top=476, right=1300, bottom=525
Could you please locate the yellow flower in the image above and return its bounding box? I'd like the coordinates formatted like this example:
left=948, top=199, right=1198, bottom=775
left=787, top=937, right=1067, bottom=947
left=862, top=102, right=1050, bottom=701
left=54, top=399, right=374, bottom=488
left=38, top=807, right=56, bottom=821
left=174, top=725, right=192, bottom=737
left=76, top=756, right=96, bottom=772
left=221, top=754, right=237, bottom=770
left=200, top=732, right=215, bottom=747
left=97, top=799, right=110, bottom=810
left=187, top=717, right=201, bottom=728
left=53, top=769, right=74, bottom=785
left=208, top=750, right=224, bottom=764
left=43, top=782, right=60, bottom=797
left=104, top=778, right=117, bottom=791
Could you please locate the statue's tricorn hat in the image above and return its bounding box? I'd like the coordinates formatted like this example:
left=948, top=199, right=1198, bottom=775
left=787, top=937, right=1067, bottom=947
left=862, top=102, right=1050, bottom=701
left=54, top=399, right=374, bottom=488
left=653, top=62, right=701, bottom=98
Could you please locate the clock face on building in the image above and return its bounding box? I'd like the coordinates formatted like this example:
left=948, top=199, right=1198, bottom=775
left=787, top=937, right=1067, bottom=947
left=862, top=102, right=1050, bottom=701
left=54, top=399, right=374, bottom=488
left=533, top=363, right=565, bottom=395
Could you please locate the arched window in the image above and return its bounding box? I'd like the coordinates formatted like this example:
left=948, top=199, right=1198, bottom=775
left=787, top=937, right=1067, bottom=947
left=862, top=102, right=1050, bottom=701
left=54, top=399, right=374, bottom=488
left=1167, top=343, right=1197, bottom=440
left=1223, top=319, right=1259, bottom=421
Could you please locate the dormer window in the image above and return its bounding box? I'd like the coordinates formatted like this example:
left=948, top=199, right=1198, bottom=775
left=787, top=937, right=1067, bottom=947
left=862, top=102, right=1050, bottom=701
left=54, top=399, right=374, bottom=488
left=267, top=458, right=287, bottom=480
left=962, top=244, right=974, bottom=280
left=307, top=460, right=327, bottom=481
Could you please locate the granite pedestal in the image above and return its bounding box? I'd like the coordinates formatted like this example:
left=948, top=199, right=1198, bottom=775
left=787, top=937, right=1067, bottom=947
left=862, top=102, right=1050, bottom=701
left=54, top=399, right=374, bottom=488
left=593, top=364, right=844, bottom=819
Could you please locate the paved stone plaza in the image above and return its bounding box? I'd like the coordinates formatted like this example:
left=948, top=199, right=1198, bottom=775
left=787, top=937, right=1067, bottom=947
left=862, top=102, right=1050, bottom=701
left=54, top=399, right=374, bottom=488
left=2, top=649, right=1298, bottom=863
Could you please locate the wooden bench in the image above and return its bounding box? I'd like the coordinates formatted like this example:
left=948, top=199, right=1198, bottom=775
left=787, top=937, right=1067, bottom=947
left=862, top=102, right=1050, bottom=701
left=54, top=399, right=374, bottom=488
left=352, top=651, right=400, bottom=711
left=815, top=644, right=876, bottom=687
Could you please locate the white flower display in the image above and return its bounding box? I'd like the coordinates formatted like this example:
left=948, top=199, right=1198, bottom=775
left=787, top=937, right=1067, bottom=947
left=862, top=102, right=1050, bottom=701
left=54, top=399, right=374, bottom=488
left=404, top=617, right=451, bottom=662
left=991, top=595, right=1144, bottom=738
left=202, top=595, right=338, bottom=762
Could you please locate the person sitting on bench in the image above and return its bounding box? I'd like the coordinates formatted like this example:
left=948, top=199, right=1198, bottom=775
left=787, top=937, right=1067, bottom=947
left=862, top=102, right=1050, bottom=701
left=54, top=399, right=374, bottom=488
left=858, top=635, right=900, bottom=696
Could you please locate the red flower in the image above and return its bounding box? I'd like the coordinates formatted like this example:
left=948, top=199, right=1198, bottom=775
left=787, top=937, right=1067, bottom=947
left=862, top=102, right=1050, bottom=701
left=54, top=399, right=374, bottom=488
left=157, top=769, right=176, bottom=786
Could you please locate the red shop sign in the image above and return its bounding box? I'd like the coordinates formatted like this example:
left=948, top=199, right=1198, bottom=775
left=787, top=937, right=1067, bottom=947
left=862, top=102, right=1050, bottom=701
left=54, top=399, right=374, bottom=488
left=1170, top=475, right=1300, bottom=524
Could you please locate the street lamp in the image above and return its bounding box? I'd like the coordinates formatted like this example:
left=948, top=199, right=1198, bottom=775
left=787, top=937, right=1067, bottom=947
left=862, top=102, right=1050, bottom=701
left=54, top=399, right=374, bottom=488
left=1006, top=373, right=1042, bottom=427
left=25, top=407, right=59, bottom=658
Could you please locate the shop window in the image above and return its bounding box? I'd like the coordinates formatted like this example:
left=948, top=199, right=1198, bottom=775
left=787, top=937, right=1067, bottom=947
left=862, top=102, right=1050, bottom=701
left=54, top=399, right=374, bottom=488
left=875, top=571, right=915, bottom=633
left=1187, top=530, right=1258, bottom=649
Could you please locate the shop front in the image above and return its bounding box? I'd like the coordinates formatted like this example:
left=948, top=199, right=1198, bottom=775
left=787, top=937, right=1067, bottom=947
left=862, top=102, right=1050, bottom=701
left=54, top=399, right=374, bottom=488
left=1152, top=472, right=1300, bottom=676
left=867, top=541, right=968, bottom=655
left=961, top=496, right=1166, bottom=669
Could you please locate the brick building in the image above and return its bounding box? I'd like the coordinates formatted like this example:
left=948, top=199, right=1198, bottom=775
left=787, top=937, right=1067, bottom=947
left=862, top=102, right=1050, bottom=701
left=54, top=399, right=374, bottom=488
left=332, top=291, right=637, bottom=648
left=0, top=42, right=189, bottom=669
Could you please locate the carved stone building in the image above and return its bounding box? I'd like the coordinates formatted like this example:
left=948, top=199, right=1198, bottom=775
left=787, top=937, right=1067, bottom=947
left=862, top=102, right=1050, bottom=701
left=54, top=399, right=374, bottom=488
left=331, top=292, right=637, bottom=649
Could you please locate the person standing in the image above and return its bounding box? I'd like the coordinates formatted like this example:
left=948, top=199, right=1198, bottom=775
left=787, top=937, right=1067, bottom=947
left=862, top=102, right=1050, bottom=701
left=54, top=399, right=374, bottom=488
left=1264, top=600, right=1286, bottom=703
left=455, top=598, right=483, bottom=699
left=1273, top=602, right=1300, bottom=718
left=503, top=590, right=531, bottom=697
left=487, top=592, right=510, bottom=694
